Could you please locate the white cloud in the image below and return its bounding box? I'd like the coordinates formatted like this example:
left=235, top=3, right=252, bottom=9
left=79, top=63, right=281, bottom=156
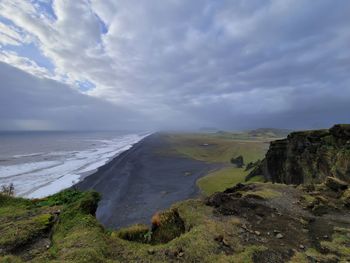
left=0, top=0, right=349, bottom=130
left=0, top=50, right=51, bottom=78
left=0, top=22, right=28, bottom=46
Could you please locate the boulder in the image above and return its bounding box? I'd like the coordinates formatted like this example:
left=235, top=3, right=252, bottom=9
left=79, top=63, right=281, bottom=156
left=231, top=155, right=244, bottom=168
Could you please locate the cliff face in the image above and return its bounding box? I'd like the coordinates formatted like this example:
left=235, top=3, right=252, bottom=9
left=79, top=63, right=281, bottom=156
left=247, top=124, right=350, bottom=184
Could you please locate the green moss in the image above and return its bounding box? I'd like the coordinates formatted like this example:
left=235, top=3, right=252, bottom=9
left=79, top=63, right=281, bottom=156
left=197, top=167, right=248, bottom=196
left=320, top=230, right=350, bottom=259
left=48, top=192, right=109, bottom=263
left=288, top=252, right=309, bottom=263
left=151, top=208, right=185, bottom=244
left=305, top=248, right=339, bottom=262
left=233, top=245, right=267, bottom=263
left=108, top=197, right=243, bottom=263
left=0, top=255, right=23, bottom=263
left=242, top=188, right=282, bottom=200
left=301, top=194, right=316, bottom=205
left=0, top=194, right=31, bottom=208
left=246, top=175, right=265, bottom=183
left=35, top=189, right=86, bottom=207
left=0, top=213, right=53, bottom=249
left=174, top=199, right=213, bottom=229
left=115, top=224, right=150, bottom=243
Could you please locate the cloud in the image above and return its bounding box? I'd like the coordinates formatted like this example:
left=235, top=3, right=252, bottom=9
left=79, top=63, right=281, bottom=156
left=0, top=50, right=51, bottom=78
left=0, top=0, right=349, bottom=130
left=0, top=62, right=146, bottom=131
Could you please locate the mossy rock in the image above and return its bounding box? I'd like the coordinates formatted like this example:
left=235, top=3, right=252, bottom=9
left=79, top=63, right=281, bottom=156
left=151, top=208, right=185, bottom=244
left=341, top=189, right=350, bottom=206
left=231, top=155, right=244, bottom=168
left=247, top=124, right=350, bottom=185
left=0, top=213, right=54, bottom=252
left=67, top=191, right=101, bottom=215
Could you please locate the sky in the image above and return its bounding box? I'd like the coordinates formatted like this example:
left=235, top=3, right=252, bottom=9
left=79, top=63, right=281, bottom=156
left=0, top=0, right=350, bottom=131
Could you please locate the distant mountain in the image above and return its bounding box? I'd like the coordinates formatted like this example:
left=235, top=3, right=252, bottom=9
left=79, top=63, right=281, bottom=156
left=246, top=128, right=292, bottom=138
left=198, top=127, right=219, bottom=133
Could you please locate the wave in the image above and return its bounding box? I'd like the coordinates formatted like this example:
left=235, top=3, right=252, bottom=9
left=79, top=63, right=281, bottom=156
left=0, top=133, right=150, bottom=198
left=12, top=152, right=45, bottom=158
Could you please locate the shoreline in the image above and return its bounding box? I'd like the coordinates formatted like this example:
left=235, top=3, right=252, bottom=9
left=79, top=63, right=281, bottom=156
left=76, top=133, right=220, bottom=229
left=0, top=132, right=149, bottom=199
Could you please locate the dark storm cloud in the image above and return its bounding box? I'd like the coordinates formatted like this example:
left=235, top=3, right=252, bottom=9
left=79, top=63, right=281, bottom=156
left=0, top=0, right=350, bottom=130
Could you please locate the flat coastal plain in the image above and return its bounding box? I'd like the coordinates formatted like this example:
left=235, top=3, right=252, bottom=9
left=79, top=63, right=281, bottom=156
left=77, top=131, right=273, bottom=229
left=77, top=133, right=220, bottom=228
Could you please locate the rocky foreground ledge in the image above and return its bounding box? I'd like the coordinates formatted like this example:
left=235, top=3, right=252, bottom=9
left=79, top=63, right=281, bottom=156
left=1, top=177, right=349, bottom=262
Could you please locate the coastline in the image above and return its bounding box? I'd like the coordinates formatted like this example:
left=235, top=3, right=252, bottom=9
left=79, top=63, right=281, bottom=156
left=76, top=133, right=220, bottom=229
left=0, top=131, right=148, bottom=199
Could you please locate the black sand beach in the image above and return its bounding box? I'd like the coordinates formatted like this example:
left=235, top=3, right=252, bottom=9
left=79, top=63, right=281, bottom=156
left=76, top=133, right=219, bottom=229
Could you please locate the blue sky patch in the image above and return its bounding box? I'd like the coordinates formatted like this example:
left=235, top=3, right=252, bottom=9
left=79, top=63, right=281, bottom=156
left=5, top=43, right=55, bottom=72
left=76, top=80, right=96, bottom=92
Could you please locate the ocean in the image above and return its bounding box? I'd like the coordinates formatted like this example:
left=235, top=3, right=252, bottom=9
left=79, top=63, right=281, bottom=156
left=0, top=131, right=149, bottom=198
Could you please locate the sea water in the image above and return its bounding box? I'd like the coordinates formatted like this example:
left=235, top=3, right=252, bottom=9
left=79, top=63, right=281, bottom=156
left=0, top=131, right=149, bottom=198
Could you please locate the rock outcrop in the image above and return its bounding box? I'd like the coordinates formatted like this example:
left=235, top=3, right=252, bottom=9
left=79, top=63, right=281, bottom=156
left=231, top=155, right=244, bottom=168
left=246, top=124, right=350, bottom=184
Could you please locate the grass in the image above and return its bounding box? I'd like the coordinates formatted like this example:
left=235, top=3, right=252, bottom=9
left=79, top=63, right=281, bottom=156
left=197, top=167, right=248, bottom=196
left=0, top=193, right=58, bottom=255
left=0, top=213, right=53, bottom=249
left=0, top=190, right=111, bottom=263
left=107, top=199, right=265, bottom=263
left=246, top=175, right=265, bottom=183
left=114, top=224, right=150, bottom=243
left=161, top=132, right=269, bottom=196
left=320, top=228, right=350, bottom=260
left=162, top=133, right=269, bottom=164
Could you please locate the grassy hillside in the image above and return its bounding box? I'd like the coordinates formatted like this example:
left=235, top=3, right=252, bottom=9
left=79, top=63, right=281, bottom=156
left=2, top=181, right=349, bottom=262
left=197, top=167, right=247, bottom=196
left=163, top=133, right=269, bottom=163
left=162, top=132, right=271, bottom=195
left=0, top=188, right=274, bottom=262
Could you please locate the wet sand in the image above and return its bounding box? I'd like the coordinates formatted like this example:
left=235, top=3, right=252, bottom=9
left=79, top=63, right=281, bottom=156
left=76, top=133, right=219, bottom=229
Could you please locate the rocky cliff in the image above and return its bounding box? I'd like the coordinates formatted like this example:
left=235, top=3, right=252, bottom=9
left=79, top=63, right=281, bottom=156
left=246, top=124, right=350, bottom=184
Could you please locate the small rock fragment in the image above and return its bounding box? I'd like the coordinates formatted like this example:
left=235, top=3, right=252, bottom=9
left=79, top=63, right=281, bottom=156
left=178, top=252, right=184, bottom=257
left=276, top=233, right=284, bottom=239
left=299, top=244, right=305, bottom=249
left=222, top=239, right=230, bottom=247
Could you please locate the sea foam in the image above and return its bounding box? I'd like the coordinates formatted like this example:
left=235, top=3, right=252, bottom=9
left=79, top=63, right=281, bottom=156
left=0, top=133, right=149, bottom=198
